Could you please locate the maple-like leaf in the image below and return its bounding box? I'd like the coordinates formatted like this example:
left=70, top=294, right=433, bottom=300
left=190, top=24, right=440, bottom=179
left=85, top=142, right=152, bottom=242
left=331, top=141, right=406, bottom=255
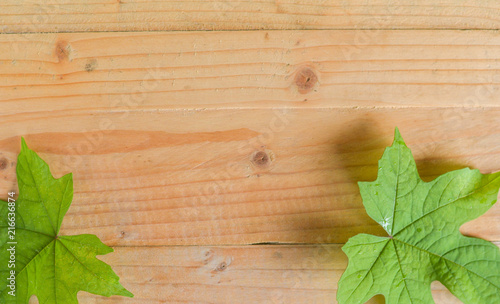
left=0, top=139, right=133, bottom=303
left=337, top=128, right=500, bottom=304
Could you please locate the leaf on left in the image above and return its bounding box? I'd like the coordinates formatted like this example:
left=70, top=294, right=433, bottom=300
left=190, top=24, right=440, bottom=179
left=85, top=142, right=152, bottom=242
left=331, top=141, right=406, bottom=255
left=0, top=138, right=133, bottom=303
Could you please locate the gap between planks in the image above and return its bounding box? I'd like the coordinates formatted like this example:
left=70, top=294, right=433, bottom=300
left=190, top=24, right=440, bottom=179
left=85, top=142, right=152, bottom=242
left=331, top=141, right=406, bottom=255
left=3, top=28, right=500, bottom=35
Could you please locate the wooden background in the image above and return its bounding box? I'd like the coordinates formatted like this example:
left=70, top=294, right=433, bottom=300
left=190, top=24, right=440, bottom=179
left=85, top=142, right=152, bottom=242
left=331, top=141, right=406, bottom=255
left=1, top=1, right=500, bottom=303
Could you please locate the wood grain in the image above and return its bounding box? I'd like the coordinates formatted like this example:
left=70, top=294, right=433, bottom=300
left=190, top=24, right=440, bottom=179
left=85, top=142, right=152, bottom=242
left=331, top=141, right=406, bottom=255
left=1, top=107, right=499, bottom=246
left=74, top=244, right=500, bottom=303
left=3, top=5, right=500, bottom=302
left=2, top=31, right=500, bottom=112
left=2, top=0, right=500, bottom=33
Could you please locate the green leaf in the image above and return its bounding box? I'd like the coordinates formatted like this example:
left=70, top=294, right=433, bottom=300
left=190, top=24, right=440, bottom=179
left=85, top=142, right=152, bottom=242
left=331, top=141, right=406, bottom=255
left=337, top=128, right=500, bottom=304
left=0, top=138, right=133, bottom=303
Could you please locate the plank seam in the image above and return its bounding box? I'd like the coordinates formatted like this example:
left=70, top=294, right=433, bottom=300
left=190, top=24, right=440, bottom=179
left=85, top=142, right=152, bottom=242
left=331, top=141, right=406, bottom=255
left=1, top=28, right=500, bottom=35
left=108, top=241, right=500, bottom=248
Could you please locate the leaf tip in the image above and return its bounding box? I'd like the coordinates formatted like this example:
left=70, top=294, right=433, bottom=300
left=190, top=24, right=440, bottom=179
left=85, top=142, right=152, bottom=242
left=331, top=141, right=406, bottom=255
left=123, top=290, right=134, bottom=298
left=21, top=136, right=28, bottom=150
left=392, top=127, right=406, bottom=146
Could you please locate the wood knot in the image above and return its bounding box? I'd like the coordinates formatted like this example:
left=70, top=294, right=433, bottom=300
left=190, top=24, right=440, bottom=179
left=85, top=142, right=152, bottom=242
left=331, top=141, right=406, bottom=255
left=294, top=67, right=318, bottom=94
left=55, top=40, right=71, bottom=63
left=85, top=59, right=98, bottom=72
left=252, top=151, right=269, bottom=167
left=203, top=249, right=214, bottom=264
left=215, top=261, right=228, bottom=272
left=0, top=158, right=7, bottom=170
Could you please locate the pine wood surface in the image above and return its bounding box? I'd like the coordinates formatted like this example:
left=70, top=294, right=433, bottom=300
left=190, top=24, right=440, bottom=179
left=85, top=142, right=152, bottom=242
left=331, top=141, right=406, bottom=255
left=2, top=3, right=500, bottom=304
left=78, top=244, right=500, bottom=303
left=1, top=107, right=500, bottom=246
left=2, top=1, right=500, bottom=33
left=2, top=31, right=500, bottom=111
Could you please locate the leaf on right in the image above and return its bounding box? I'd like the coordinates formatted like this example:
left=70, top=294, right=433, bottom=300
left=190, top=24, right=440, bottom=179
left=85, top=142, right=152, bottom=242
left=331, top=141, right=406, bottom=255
left=337, top=128, right=500, bottom=304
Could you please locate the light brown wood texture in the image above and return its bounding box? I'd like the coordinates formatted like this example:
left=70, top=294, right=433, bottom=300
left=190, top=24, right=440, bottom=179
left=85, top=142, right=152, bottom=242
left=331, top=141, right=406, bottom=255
left=3, top=5, right=500, bottom=304
left=74, top=244, right=500, bottom=303
left=1, top=107, right=500, bottom=246
left=2, top=0, right=500, bottom=33
left=2, top=31, right=500, bottom=111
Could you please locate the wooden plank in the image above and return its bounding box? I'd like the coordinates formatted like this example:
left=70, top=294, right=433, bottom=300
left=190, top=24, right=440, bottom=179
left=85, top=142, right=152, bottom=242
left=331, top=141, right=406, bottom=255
left=2, top=0, right=500, bottom=33
left=73, top=244, right=500, bottom=303
left=1, top=107, right=499, bottom=246
left=2, top=30, right=500, bottom=111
